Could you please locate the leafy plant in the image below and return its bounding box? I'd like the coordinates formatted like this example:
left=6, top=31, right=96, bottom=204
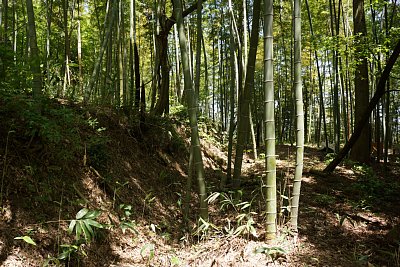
left=86, top=116, right=106, bottom=132
left=175, top=192, right=182, bottom=209
left=233, top=213, right=258, bottom=238
left=68, top=208, right=103, bottom=242
left=43, top=244, right=86, bottom=266
left=194, top=217, right=221, bottom=240
left=140, top=243, right=155, bottom=265
left=207, top=190, right=250, bottom=212
left=14, top=235, right=37, bottom=246
left=58, top=244, right=83, bottom=261
left=142, top=191, right=156, bottom=217
left=207, top=191, right=258, bottom=239
left=118, top=204, right=138, bottom=234
left=43, top=209, right=103, bottom=266
left=112, top=181, right=129, bottom=208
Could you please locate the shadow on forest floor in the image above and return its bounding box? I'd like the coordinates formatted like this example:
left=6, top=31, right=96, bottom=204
left=0, top=95, right=399, bottom=266
left=238, top=144, right=400, bottom=266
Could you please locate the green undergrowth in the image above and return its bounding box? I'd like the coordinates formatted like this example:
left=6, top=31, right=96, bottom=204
left=349, top=164, right=400, bottom=209
left=0, top=92, right=109, bottom=169
left=0, top=92, right=194, bottom=266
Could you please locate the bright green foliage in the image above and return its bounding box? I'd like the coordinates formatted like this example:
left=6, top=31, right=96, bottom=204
left=118, top=204, right=138, bottom=234
left=207, top=191, right=258, bottom=239
left=14, top=235, right=37, bottom=246
left=68, top=208, right=103, bottom=242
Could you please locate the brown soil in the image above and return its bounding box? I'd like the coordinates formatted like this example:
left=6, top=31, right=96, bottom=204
left=0, top=99, right=399, bottom=267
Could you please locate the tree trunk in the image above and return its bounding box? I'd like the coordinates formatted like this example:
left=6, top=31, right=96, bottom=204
left=223, top=19, right=237, bottom=188
left=85, top=0, right=117, bottom=103
left=134, top=43, right=141, bottom=110
left=264, top=0, right=276, bottom=241
left=153, top=1, right=200, bottom=115
left=305, top=0, right=329, bottom=149
left=77, top=0, right=83, bottom=96
left=194, top=0, right=202, bottom=103
left=232, top=0, right=261, bottom=188
left=349, top=0, right=370, bottom=163
left=173, top=0, right=208, bottom=220
left=174, top=25, right=181, bottom=101
left=290, top=0, right=304, bottom=233
left=26, top=0, right=42, bottom=98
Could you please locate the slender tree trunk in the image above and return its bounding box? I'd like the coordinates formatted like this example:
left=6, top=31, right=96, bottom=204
left=290, top=0, right=304, bottom=233
left=232, top=0, right=261, bottom=188
left=305, top=0, right=328, bottom=149
left=129, top=0, right=134, bottom=110
left=264, top=0, right=276, bottom=241
left=384, top=3, right=390, bottom=164
left=174, top=25, right=181, bottom=101
left=249, top=108, right=257, bottom=159
left=218, top=38, right=224, bottom=129
left=329, top=0, right=341, bottom=152
left=85, top=0, right=117, bottom=103
left=150, top=10, right=158, bottom=110
left=194, top=0, right=202, bottom=102
left=173, top=0, right=208, bottom=219
left=61, top=0, right=70, bottom=97
left=202, top=36, right=209, bottom=116
left=26, top=0, right=42, bottom=98
left=116, top=0, right=123, bottom=108
left=45, top=0, right=53, bottom=92
left=77, top=0, right=83, bottom=96
left=223, top=20, right=238, bottom=188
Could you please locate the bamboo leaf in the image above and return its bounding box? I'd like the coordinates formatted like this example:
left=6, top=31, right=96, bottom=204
left=86, top=219, right=103, bottom=229
left=76, top=208, right=89, bottom=219
left=83, top=210, right=101, bottom=220
left=75, top=221, right=82, bottom=240
left=14, top=236, right=36, bottom=246
left=206, top=192, right=220, bottom=203
left=81, top=221, right=92, bottom=240
left=68, top=220, right=76, bottom=234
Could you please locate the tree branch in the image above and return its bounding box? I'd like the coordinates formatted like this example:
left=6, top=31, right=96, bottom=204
left=165, top=0, right=204, bottom=32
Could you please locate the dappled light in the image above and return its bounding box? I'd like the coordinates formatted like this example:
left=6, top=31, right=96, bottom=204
left=2, top=0, right=400, bottom=265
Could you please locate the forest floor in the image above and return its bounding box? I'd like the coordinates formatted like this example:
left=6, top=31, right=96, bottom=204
left=0, top=94, right=400, bottom=266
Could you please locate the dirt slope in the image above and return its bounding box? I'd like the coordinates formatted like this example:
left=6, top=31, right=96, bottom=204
left=1, top=94, right=399, bottom=266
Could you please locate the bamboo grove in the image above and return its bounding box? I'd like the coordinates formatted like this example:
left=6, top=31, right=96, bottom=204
left=1, top=0, right=400, bottom=239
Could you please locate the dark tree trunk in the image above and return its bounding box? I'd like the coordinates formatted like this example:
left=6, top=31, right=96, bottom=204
left=350, top=0, right=370, bottom=163
left=153, top=1, right=200, bottom=116
left=134, top=42, right=141, bottom=110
